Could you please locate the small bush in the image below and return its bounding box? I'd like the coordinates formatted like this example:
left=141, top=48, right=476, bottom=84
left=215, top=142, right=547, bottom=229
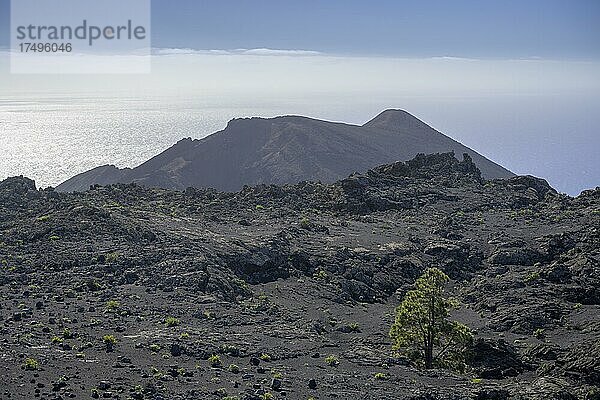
left=348, top=322, right=360, bottom=332
left=325, top=354, right=339, bottom=366
left=51, top=336, right=63, bottom=344
left=102, top=335, right=117, bottom=351
left=300, top=217, right=310, bottom=229
left=165, top=317, right=180, bottom=327
left=62, top=328, right=74, bottom=339
left=259, top=353, right=272, bottom=361
left=533, top=328, right=545, bottom=339
left=149, top=344, right=161, bottom=352
left=208, top=354, right=222, bottom=367
left=525, top=271, right=540, bottom=283
left=374, top=372, right=388, bottom=380
left=24, top=358, right=39, bottom=370
left=105, top=300, right=120, bottom=311
left=105, top=252, right=119, bottom=263
left=314, top=269, right=328, bottom=281
left=228, top=364, right=240, bottom=373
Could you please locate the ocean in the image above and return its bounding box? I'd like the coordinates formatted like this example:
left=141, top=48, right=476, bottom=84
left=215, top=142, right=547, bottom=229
left=0, top=93, right=598, bottom=196
left=0, top=95, right=358, bottom=189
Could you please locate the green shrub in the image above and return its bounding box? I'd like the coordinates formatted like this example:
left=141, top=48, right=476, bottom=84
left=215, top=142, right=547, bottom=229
left=533, top=328, right=545, bottom=339
left=208, top=354, right=222, bottom=367
left=525, top=271, right=541, bottom=283
left=105, top=252, right=119, bottom=263
left=51, top=336, right=63, bottom=344
left=165, top=317, right=180, bottom=327
left=149, top=344, right=161, bottom=352
left=102, top=335, right=117, bottom=344
left=24, top=358, right=39, bottom=370
left=314, top=269, right=328, bottom=281
left=62, top=328, right=74, bottom=339
left=300, top=217, right=310, bottom=229
left=325, top=354, right=339, bottom=366
left=374, top=372, right=389, bottom=380
left=348, top=322, right=360, bottom=332
left=102, top=335, right=117, bottom=351
left=105, top=300, right=120, bottom=311
left=259, top=353, right=272, bottom=361
left=272, top=371, right=282, bottom=379
left=228, top=364, right=240, bottom=373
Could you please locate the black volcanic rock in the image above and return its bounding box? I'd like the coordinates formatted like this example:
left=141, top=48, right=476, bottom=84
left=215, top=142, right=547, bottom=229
left=56, top=110, right=514, bottom=192
left=2, top=153, right=597, bottom=399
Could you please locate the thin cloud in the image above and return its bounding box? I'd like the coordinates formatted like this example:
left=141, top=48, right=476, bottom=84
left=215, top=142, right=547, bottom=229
left=153, top=47, right=323, bottom=57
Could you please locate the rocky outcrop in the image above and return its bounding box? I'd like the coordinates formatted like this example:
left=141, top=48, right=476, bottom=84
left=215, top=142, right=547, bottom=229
left=0, top=153, right=597, bottom=399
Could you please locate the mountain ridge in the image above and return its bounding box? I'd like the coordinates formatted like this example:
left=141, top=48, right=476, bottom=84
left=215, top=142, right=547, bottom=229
left=56, top=109, right=515, bottom=192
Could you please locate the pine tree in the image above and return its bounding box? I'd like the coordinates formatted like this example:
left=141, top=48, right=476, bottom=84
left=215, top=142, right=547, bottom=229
left=389, top=268, right=472, bottom=370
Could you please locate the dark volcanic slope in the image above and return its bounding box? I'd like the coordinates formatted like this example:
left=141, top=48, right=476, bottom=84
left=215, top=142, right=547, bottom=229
left=56, top=110, right=514, bottom=192
left=1, top=153, right=598, bottom=400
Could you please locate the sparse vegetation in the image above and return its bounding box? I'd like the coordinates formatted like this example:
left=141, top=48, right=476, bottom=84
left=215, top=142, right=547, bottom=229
left=259, top=353, right=272, bottom=361
left=105, top=300, right=120, bottom=311
left=300, top=217, right=310, bottom=229
left=525, top=271, right=541, bottom=283
left=51, top=336, right=63, bottom=344
left=389, top=268, right=472, bottom=370
left=347, top=322, right=360, bottom=332
left=105, top=252, right=119, bottom=263
left=228, top=364, right=240, bottom=373
left=533, top=328, right=545, bottom=339
left=102, top=335, right=117, bottom=351
left=374, top=372, right=389, bottom=380
left=149, top=344, right=161, bottom=352
left=165, top=316, right=180, bottom=327
left=325, top=354, right=339, bottom=366
left=208, top=354, right=222, bottom=367
left=24, top=358, right=39, bottom=370
left=314, top=269, right=329, bottom=281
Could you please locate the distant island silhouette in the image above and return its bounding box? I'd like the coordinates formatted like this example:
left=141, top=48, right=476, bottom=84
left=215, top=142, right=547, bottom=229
left=57, top=109, right=514, bottom=192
